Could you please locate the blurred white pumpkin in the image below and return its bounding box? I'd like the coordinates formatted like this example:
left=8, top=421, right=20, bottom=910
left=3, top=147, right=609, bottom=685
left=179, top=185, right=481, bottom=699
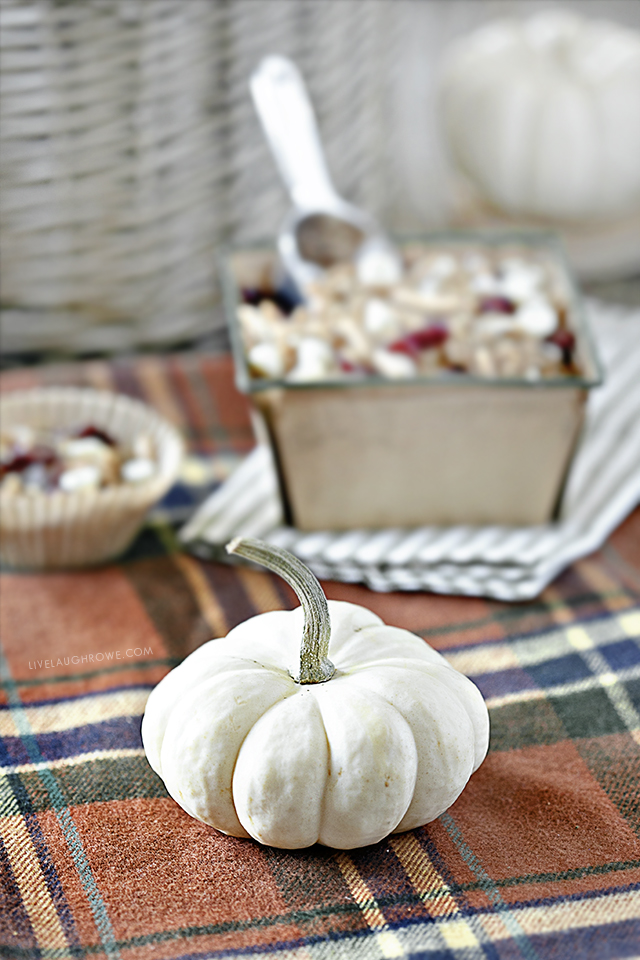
left=440, top=9, right=640, bottom=222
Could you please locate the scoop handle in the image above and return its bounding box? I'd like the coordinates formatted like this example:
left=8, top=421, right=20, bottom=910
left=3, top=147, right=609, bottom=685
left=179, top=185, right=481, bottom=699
left=250, top=56, right=342, bottom=213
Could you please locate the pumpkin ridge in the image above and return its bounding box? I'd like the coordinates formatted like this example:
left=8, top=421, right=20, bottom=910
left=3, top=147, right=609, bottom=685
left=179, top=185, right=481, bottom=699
left=312, top=682, right=418, bottom=848
left=228, top=679, right=301, bottom=802
left=347, top=658, right=489, bottom=774
left=232, top=688, right=329, bottom=847
left=161, top=667, right=296, bottom=835
left=142, top=654, right=283, bottom=778
left=329, top=622, right=444, bottom=672
left=342, top=665, right=478, bottom=831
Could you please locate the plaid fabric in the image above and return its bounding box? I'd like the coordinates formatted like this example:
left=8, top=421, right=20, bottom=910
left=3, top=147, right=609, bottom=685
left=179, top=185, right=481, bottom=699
left=1, top=353, right=639, bottom=960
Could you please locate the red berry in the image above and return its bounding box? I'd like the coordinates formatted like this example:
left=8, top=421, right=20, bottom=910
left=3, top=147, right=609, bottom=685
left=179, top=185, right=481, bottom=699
left=241, top=287, right=263, bottom=306
left=546, top=330, right=575, bottom=365
left=412, top=323, right=449, bottom=349
left=547, top=330, right=575, bottom=350
left=0, top=445, right=57, bottom=478
left=75, top=425, right=116, bottom=447
left=388, top=337, right=417, bottom=357
left=339, top=358, right=357, bottom=372
left=389, top=323, right=449, bottom=356
left=339, top=358, right=373, bottom=376
left=479, top=295, right=516, bottom=314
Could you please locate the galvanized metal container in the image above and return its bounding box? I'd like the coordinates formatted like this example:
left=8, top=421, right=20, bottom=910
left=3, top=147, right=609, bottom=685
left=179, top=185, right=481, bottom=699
left=222, top=232, right=602, bottom=531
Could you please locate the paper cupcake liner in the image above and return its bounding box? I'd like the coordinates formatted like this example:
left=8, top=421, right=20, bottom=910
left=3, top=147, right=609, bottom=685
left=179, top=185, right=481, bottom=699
left=0, top=387, right=184, bottom=569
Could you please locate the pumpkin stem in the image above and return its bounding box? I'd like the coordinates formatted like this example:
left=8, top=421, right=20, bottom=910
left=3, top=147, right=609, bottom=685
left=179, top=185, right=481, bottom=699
left=226, top=537, right=335, bottom=684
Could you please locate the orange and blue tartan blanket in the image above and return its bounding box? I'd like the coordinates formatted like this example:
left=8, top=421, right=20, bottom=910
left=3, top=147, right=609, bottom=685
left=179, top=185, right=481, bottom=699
left=1, top=353, right=640, bottom=960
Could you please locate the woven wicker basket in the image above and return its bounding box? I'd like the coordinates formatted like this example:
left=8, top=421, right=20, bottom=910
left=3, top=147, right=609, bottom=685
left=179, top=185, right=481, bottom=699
left=0, top=0, right=396, bottom=355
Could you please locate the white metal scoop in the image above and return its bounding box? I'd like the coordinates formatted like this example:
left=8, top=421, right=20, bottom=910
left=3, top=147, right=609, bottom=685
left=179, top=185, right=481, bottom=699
left=250, top=56, right=401, bottom=295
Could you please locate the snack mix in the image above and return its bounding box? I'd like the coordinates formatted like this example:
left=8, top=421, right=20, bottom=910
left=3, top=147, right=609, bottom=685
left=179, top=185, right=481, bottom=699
left=237, top=245, right=580, bottom=384
left=0, top=424, right=157, bottom=496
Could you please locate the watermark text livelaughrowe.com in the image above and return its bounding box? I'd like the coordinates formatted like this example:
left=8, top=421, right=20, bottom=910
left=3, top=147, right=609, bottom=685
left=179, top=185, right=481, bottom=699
left=29, top=647, right=153, bottom=670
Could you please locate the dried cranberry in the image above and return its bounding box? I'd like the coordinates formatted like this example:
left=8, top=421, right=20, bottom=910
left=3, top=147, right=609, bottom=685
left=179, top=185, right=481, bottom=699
left=546, top=330, right=575, bottom=366
left=0, top=445, right=57, bottom=478
left=339, top=358, right=373, bottom=376
left=0, top=454, right=28, bottom=478
left=479, top=295, right=516, bottom=314
left=74, top=425, right=116, bottom=447
left=339, top=358, right=358, bottom=372
left=388, top=336, right=417, bottom=357
left=389, top=323, right=449, bottom=356
left=412, top=323, right=449, bottom=349
left=241, top=287, right=263, bottom=306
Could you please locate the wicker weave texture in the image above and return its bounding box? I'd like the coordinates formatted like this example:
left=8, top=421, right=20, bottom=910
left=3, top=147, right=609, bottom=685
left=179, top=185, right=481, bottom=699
left=1, top=0, right=395, bottom=354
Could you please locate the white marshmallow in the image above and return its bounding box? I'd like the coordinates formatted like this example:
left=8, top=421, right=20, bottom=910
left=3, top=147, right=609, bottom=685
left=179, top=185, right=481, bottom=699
left=515, top=299, right=557, bottom=337
left=247, top=342, right=285, bottom=380
left=356, top=247, right=402, bottom=287
left=500, top=263, right=543, bottom=301
left=372, top=348, right=416, bottom=379
left=287, top=337, right=334, bottom=382
left=121, top=458, right=156, bottom=483
left=59, top=464, right=102, bottom=492
left=364, top=298, right=398, bottom=339
left=237, top=304, right=275, bottom=342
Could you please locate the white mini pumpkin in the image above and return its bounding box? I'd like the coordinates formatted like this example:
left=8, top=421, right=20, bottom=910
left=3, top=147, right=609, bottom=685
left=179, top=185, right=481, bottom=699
left=440, top=9, right=640, bottom=221
left=142, top=538, right=489, bottom=849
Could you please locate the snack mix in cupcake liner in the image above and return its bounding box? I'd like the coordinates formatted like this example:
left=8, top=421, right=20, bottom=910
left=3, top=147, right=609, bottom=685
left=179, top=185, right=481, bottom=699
left=0, top=388, right=184, bottom=569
